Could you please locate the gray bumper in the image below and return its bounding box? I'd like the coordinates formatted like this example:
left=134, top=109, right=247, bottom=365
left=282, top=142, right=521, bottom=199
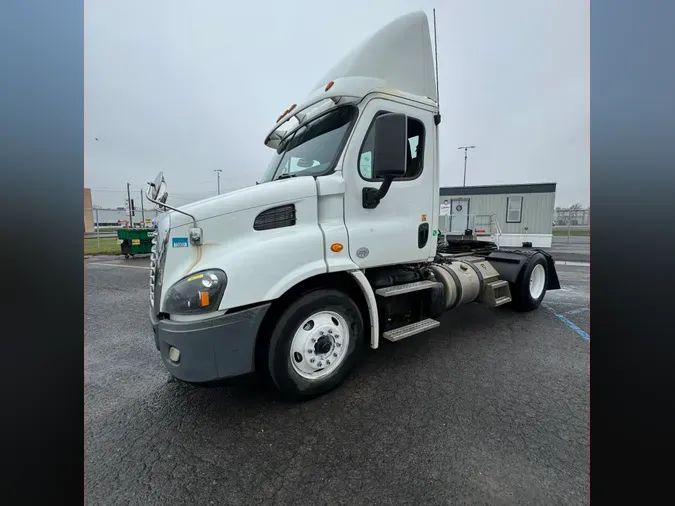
left=150, top=303, right=271, bottom=383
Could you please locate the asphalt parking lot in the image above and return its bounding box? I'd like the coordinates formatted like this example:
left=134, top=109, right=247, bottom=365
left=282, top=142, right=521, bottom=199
left=85, top=257, right=589, bottom=505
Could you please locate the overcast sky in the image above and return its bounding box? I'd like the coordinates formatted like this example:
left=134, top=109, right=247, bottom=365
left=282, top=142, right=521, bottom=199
left=85, top=0, right=588, bottom=209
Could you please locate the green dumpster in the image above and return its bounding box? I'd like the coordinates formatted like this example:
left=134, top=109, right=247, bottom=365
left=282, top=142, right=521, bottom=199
left=117, top=228, right=154, bottom=258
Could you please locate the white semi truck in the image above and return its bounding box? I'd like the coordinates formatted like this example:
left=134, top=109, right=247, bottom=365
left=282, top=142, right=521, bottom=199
left=145, top=11, right=560, bottom=400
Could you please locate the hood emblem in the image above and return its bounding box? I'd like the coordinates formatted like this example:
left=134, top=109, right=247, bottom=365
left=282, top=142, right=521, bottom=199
left=356, top=247, right=369, bottom=259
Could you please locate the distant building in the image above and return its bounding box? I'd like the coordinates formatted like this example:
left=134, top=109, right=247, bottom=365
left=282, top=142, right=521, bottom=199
left=439, top=183, right=557, bottom=248
left=84, top=188, right=94, bottom=233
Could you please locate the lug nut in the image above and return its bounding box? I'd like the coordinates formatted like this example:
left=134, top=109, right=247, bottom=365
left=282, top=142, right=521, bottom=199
left=307, top=349, right=313, bottom=353
left=336, top=342, right=342, bottom=347
left=334, top=334, right=340, bottom=339
left=310, top=358, right=315, bottom=363
left=317, top=362, right=323, bottom=367
left=328, top=329, right=333, bottom=334
left=333, top=352, right=338, bottom=357
left=311, top=338, right=316, bottom=343
left=326, top=360, right=331, bottom=365
left=320, top=331, right=324, bottom=336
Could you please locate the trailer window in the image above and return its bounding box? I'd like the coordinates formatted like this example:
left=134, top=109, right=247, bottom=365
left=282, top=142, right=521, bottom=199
left=359, top=113, right=425, bottom=181
left=506, top=196, right=523, bottom=223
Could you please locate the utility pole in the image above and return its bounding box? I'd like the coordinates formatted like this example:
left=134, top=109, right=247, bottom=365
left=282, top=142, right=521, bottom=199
left=139, top=189, right=146, bottom=226
left=457, top=145, right=476, bottom=187
left=126, top=182, right=133, bottom=228
left=214, top=169, right=222, bottom=195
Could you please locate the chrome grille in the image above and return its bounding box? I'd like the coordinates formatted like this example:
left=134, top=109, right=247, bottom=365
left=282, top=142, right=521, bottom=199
left=149, top=228, right=158, bottom=306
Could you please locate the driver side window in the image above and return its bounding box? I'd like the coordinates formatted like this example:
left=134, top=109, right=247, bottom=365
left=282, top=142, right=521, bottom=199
left=358, top=112, right=425, bottom=181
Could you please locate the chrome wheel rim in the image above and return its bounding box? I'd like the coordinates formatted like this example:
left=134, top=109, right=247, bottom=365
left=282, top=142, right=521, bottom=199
left=529, top=264, right=546, bottom=299
left=289, top=311, right=350, bottom=380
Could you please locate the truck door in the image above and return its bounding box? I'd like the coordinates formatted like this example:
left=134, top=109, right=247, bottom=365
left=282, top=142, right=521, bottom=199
left=342, top=97, right=437, bottom=268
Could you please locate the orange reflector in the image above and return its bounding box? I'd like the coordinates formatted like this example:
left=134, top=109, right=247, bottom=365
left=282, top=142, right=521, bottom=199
left=330, top=243, right=343, bottom=252
left=325, top=81, right=334, bottom=91
left=276, top=113, right=284, bottom=122
left=288, top=103, right=297, bottom=112
left=476, top=228, right=486, bottom=233
left=199, top=291, right=210, bottom=307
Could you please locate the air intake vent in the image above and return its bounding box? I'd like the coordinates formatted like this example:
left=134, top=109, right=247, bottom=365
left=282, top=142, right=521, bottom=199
left=254, top=204, right=296, bottom=231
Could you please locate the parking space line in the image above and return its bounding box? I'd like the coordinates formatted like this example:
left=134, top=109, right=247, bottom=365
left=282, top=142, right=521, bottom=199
left=543, top=304, right=590, bottom=342
left=564, top=307, right=589, bottom=315
left=554, top=313, right=590, bottom=341
left=87, top=262, right=150, bottom=270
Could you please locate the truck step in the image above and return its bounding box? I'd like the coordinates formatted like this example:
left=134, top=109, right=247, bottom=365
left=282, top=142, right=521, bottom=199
left=382, top=318, right=441, bottom=342
left=482, top=280, right=512, bottom=307
left=493, top=295, right=512, bottom=306
left=375, top=280, right=441, bottom=298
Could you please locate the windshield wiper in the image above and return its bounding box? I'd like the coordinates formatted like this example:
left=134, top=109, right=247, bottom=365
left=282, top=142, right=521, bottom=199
left=275, top=173, right=296, bottom=181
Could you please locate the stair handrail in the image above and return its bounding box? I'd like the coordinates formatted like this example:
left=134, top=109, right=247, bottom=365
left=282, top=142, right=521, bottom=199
left=490, top=214, right=502, bottom=249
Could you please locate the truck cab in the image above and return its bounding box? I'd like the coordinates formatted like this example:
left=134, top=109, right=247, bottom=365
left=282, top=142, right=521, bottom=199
left=146, top=11, right=560, bottom=400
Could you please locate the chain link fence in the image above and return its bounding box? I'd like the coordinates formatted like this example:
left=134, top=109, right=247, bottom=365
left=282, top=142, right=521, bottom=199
left=553, top=207, right=590, bottom=226
left=85, top=205, right=164, bottom=254
left=553, top=207, right=590, bottom=243
left=85, top=207, right=162, bottom=232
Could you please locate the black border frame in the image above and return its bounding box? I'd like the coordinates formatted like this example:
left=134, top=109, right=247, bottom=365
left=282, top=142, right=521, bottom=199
left=590, top=1, right=675, bottom=503
left=1, top=1, right=84, bottom=502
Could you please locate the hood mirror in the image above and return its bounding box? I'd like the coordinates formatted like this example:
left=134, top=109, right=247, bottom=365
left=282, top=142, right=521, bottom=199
left=146, top=171, right=164, bottom=201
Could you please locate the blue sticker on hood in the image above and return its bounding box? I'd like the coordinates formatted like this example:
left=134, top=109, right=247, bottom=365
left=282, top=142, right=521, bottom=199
left=172, top=237, right=189, bottom=248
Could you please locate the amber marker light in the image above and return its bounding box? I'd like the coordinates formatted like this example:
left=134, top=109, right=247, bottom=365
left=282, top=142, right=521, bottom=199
left=199, top=291, right=210, bottom=307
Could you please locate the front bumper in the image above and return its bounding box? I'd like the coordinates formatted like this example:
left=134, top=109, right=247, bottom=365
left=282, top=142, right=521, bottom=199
left=150, top=303, right=271, bottom=383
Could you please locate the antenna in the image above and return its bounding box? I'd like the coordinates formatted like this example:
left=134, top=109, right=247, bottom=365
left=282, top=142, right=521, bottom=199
left=433, top=8, right=440, bottom=109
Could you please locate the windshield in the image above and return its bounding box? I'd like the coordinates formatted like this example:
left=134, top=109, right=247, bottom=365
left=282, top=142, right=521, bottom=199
left=259, top=106, right=357, bottom=183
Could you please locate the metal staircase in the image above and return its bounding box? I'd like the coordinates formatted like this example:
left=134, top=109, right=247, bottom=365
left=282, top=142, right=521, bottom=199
left=439, top=213, right=503, bottom=248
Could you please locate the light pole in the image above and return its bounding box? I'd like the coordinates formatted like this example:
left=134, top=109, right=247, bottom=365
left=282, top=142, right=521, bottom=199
left=126, top=182, right=133, bottom=227
left=457, top=145, right=476, bottom=187
left=214, top=169, right=222, bottom=195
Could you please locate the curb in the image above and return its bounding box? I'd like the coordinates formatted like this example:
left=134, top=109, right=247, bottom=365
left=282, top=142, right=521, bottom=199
left=549, top=253, right=590, bottom=263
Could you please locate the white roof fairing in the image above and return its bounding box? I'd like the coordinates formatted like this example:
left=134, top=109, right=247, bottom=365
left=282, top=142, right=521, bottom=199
left=264, top=11, right=438, bottom=148
left=310, top=11, right=437, bottom=102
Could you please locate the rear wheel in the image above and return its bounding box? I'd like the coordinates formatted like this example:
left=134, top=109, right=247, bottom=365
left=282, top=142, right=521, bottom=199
left=510, top=253, right=549, bottom=311
left=267, top=289, right=364, bottom=401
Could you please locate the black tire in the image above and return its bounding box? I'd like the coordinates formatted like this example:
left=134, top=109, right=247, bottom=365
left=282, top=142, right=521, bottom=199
left=509, top=253, right=549, bottom=312
left=267, top=289, right=365, bottom=401
left=124, top=254, right=130, bottom=259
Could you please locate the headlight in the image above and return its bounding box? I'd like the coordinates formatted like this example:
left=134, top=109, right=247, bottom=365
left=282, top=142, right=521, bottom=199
left=164, top=269, right=227, bottom=315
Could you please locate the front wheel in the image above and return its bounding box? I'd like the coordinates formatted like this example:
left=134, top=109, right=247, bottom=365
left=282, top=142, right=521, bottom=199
left=267, top=289, right=365, bottom=401
left=510, top=253, right=549, bottom=311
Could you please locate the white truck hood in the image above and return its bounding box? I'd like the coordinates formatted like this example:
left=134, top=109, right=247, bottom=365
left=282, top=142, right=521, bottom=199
left=165, top=177, right=318, bottom=230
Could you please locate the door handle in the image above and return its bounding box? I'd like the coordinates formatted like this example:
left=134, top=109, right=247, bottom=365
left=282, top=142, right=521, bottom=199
left=418, top=223, right=429, bottom=248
